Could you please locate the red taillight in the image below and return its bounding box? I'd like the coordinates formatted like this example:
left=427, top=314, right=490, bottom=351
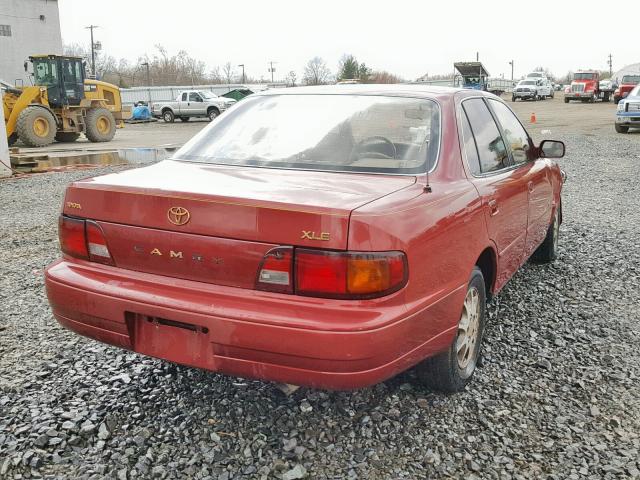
left=255, top=247, right=407, bottom=299
left=59, top=216, right=88, bottom=259
left=58, top=215, right=113, bottom=265
left=255, top=246, right=294, bottom=294
left=296, top=250, right=407, bottom=299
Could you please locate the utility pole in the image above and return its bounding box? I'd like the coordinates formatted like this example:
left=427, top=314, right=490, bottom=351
left=85, top=25, right=99, bottom=77
left=476, top=52, right=479, bottom=62
left=509, top=60, right=514, bottom=81
left=269, top=61, right=277, bottom=83
left=238, top=64, right=245, bottom=84
left=141, top=62, right=150, bottom=86
left=607, top=53, right=613, bottom=77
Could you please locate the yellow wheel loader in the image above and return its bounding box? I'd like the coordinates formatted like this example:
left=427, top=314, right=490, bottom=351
left=3, top=55, right=123, bottom=148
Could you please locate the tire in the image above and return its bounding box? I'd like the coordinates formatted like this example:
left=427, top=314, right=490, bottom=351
left=85, top=107, right=116, bottom=142
left=614, top=97, right=620, bottom=105
left=512, top=95, right=516, bottom=102
left=564, top=97, right=569, bottom=104
left=416, top=267, right=486, bottom=392
left=178, top=117, right=190, bottom=122
left=16, top=106, right=57, bottom=147
left=532, top=207, right=560, bottom=263
left=615, top=124, right=629, bottom=134
left=207, top=108, right=220, bottom=121
left=55, top=132, right=81, bottom=143
left=163, top=110, right=175, bottom=123
left=7, top=133, right=17, bottom=147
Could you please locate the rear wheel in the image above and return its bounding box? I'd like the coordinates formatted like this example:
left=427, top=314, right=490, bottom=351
left=16, top=106, right=57, bottom=147
left=615, top=124, right=629, bottom=133
left=532, top=207, right=559, bottom=263
left=163, top=110, right=175, bottom=123
left=85, top=107, right=116, bottom=142
left=417, top=267, right=486, bottom=392
left=55, top=132, right=81, bottom=143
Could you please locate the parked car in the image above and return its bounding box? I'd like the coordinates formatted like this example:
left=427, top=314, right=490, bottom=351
left=615, top=84, right=640, bottom=133
left=45, top=85, right=565, bottom=392
left=613, top=74, right=640, bottom=104
left=152, top=90, right=236, bottom=122
left=512, top=79, right=551, bottom=101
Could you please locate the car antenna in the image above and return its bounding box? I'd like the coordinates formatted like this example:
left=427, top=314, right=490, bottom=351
left=424, top=159, right=432, bottom=193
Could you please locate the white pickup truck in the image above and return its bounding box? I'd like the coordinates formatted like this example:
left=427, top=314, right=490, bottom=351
left=152, top=90, right=236, bottom=122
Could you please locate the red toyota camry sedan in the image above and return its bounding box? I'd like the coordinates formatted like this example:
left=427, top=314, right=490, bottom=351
left=45, top=85, right=565, bottom=392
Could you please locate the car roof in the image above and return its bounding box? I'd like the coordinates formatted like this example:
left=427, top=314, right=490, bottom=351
left=255, top=83, right=478, bottom=99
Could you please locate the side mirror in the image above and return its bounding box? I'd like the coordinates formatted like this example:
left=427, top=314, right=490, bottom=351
left=539, top=140, right=565, bottom=158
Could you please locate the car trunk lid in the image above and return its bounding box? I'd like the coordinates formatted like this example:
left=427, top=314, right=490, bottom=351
left=62, top=160, right=415, bottom=287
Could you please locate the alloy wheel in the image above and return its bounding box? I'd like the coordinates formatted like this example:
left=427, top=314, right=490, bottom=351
left=456, top=286, right=481, bottom=376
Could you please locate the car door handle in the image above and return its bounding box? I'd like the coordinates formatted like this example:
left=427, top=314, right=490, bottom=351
left=488, top=199, right=499, bottom=216
left=527, top=181, right=535, bottom=193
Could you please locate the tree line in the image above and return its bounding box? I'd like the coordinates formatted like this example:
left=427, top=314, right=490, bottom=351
left=63, top=44, right=404, bottom=87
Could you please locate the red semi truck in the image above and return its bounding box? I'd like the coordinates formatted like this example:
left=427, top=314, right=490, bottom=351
left=564, top=70, right=613, bottom=103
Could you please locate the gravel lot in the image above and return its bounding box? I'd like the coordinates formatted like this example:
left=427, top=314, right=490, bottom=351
left=1, top=111, right=639, bottom=478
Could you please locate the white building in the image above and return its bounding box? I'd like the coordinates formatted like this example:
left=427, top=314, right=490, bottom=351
left=613, top=63, right=640, bottom=84
left=0, top=0, right=62, bottom=86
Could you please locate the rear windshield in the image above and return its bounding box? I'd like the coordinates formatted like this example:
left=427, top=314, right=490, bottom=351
left=175, top=94, right=440, bottom=175
left=622, top=75, right=640, bottom=84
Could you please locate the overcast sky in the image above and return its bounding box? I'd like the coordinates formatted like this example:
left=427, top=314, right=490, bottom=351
left=59, top=0, right=637, bottom=82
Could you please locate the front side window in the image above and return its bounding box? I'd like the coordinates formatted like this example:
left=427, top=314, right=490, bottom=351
left=33, top=60, right=59, bottom=86
left=488, top=100, right=532, bottom=165
left=176, top=94, right=441, bottom=175
left=462, top=98, right=509, bottom=174
left=189, top=92, right=202, bottom=102
left=181, top=92, right=188, bottom=101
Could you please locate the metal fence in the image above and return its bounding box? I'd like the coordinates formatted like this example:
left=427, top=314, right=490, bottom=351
left=119, top=84, right=279, bottom=106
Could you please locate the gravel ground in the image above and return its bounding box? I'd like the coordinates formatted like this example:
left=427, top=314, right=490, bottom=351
left=1, top=132, right=639, bottom=480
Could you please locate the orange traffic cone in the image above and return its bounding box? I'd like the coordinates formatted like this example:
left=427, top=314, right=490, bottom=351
left=530, top=112, right=537, bottom=123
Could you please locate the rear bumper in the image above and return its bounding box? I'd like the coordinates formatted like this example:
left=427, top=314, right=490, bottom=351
left=45, top=259, right=461, bottom=390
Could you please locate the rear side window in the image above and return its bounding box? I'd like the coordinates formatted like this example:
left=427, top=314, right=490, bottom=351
left=462, top=98, right=510, bottom=174
left=181, top=92, right=187, bottom=101
left=488, top=100, right=532, bottom=165
left=460, top=110, right=481, bottom=175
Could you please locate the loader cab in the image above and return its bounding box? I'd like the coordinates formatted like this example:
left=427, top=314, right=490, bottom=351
left=29, top=55, right=85, bottom=108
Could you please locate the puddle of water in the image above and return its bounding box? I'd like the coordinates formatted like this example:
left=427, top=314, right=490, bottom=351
left=13, top=147, right=179, bottom=172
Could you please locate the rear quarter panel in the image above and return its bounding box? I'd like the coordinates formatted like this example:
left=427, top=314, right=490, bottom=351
left=348, top=93, right=492, bottom=353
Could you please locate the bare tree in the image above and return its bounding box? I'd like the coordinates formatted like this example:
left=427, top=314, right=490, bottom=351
left=286, top=71, right=297, bottom=87
left=303, top=56, right=332, bottom=85
left=369, top=70, right=402, bottom=84
left=222, top=62, right=236, bottom=85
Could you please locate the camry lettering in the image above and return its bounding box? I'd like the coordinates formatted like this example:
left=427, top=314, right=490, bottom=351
left=301, top=231, right=330, bottom=241
left=133, top=246, right=224, bottom=265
